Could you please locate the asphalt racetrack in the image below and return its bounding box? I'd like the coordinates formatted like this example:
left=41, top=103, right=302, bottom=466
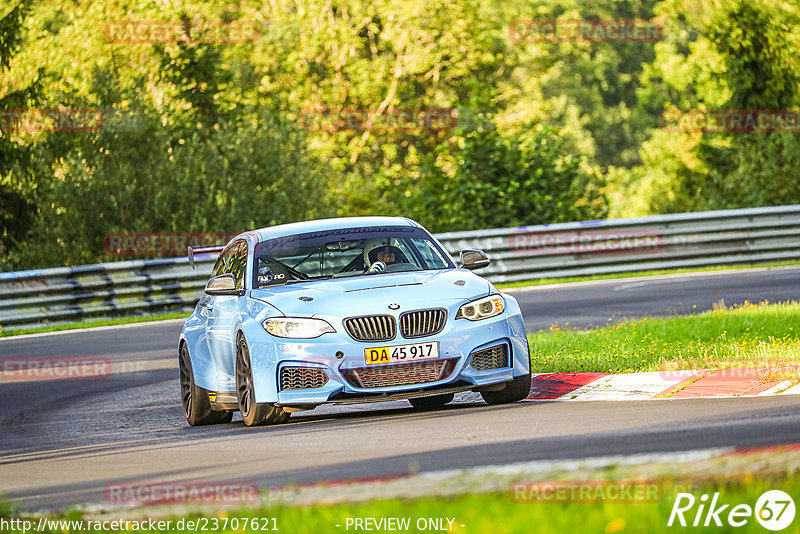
left=2, top=267, right=800, bottom=511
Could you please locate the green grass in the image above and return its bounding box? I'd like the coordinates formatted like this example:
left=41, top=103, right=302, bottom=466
left=0, top=312, right=189, bottom=338
left=3, top=474, right=798, bottom=533
left=495, top=260, right=800, bottom=289
left=529, top=300, right=800, bottom=379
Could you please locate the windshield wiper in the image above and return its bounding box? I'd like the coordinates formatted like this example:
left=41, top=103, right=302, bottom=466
left=284, top=276, right=334, bottom=284
left=331, top=271, right=364, bottom=278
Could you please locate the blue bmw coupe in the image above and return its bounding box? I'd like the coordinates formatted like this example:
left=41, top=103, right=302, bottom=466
left=179, top=217, right=531, bottom=426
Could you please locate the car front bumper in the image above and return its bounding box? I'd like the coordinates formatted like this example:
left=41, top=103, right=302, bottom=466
left=246, top=308, right=530, bottom=405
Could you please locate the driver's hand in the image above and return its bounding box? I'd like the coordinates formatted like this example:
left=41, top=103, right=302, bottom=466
left=367, top=261, right=386, bottom=273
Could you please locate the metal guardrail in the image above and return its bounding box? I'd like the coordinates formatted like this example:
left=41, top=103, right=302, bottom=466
left=440, top=204, right=800, bottom=283
left=2, top=204, right=800, bottom=331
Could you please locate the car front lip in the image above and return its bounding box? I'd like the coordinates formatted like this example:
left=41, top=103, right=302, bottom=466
left=279, top=382, right=501, bottom=407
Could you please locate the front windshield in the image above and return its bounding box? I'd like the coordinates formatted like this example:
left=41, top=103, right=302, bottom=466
left=251, top=225, right=453, bottom=288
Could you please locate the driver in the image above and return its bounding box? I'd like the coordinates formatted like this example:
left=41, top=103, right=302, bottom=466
left=374, top=245, right=405, bottom=264
left=363, top=239, right=408, bottom=270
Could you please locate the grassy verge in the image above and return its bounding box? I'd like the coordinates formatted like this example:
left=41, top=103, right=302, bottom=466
left=3, top=473, right=798, bottom=533
left=496, top=260, right=800, bottom=289
left=0, top=312, right=188, bottom=338
left=528, top=301, right=800, bottom=380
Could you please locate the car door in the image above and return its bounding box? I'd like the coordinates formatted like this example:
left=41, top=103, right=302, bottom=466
left=206, top=240, right=248, bottom=390
left=185, top=244, right=233, bottom=390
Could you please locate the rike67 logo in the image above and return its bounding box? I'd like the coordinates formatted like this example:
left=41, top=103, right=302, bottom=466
left=668, top=490, right=796, bottom=531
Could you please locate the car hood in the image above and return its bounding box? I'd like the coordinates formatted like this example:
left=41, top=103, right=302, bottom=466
left=249, top=270, right=491, bottom=317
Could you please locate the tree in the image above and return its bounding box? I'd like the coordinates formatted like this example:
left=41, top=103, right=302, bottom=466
left=409, top=118, right=606, bottom=231
left=15, top=34, right=334, bottom=267
left=0, top=1, right=40, bottom=267
left=618, top=0, right=800, bottom=215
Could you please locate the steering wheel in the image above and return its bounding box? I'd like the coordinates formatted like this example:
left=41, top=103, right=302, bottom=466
left=382, top=262, right=416, bottom=273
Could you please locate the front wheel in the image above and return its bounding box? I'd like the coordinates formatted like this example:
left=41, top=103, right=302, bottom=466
left=235, top=335, right=290, bottom=426
left=409, top=393, right=454, bottom=409
left=480, top=372, right=532, bottom=405
left=179, top=344, right=233, bottom=426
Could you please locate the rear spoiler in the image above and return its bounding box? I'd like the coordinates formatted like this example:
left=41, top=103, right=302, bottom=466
left=187, top=245, right=225, bottom=269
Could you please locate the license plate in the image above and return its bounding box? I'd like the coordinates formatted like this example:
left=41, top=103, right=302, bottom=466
left=364, top=341, right=439, bottom=365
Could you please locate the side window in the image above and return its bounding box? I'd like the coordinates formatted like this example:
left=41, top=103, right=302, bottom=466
left=227, top=240, right=248, bottom=289
left=210, top=247, right=233, bottom=278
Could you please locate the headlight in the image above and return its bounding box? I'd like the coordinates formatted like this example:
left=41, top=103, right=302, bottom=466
left=262, top=318, right=335, bottom=338
left=456, top=295, right=505, bottom=321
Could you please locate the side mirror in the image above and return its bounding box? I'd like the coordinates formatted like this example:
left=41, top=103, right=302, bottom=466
left=205, top=274, right=241, bottom=295
left=460, top=249, right=490, bottom=270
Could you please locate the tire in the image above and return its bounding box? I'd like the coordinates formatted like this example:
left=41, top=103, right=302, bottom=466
left=235, top=334, right=290, bottom=426
left=179, top=344, right=233, bottom=426
left=408, top=393, right=454, bottom=409
left=480, top=372, right=532, bottom=405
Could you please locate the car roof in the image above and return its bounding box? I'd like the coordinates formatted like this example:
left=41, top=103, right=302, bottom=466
left=250, top=216, right=421, bottom=243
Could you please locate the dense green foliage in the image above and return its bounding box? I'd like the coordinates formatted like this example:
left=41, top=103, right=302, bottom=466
left=1, top=0, right=798, bottom=269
